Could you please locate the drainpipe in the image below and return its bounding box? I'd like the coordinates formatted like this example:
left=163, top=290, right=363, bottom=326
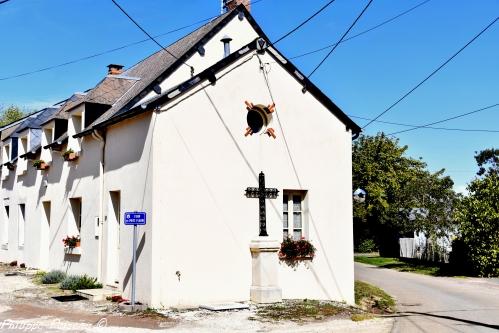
left=92, top=129, right=105, bottom=283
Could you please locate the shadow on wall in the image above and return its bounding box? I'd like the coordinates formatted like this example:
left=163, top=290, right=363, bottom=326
left=105, top=113, right=152, bottom=173
left=19, top=166, right=37, bottom=188
left=122, top=232, right=146, bottom=291
left=47, top=152, right=64, bottom=185
left=1, top=168, right=16, bottom=191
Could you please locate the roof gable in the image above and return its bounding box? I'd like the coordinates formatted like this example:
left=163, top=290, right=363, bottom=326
left=76, top=5, right=360, bottom=136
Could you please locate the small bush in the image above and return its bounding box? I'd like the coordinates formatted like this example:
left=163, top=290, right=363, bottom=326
left=9, top=260, right=17, bottom=266
left=41, top=270, right=66, bottom=284
left=358, top=239, right=377, bottom=253
left=60, top=274, right=103, bottom=291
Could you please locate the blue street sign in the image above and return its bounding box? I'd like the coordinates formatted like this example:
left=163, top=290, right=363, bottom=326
left=124, top=212, right=146, bottom=226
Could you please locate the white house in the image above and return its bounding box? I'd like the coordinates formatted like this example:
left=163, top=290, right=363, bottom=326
left=0, top=2, right=361, bottom=307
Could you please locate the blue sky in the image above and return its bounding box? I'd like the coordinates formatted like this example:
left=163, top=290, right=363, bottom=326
left=0, top=0, right=498, bottom=192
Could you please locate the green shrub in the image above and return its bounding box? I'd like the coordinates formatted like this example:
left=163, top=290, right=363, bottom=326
left=41, top=270, right=66, bottom=284
left=358, top=239, right=377, bottom=253
left=60, top=274, right=103, bottom=291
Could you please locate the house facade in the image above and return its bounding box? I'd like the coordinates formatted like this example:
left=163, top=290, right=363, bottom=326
left=0, top=4, right=361, bottom=307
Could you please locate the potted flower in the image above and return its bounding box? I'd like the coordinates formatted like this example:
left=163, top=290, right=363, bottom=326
left=279, top=237, right=316, bottom=268
left=32, top=159, right=49, bottom=170
left=62, top=235, right=81, bottom=248
left=62, top=149, right=78, bottom=162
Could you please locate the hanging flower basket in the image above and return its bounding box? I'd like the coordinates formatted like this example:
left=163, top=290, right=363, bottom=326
left=62, top=149, right=78, bottom=162
left=279, top=237, right=316, bottom=268
left=32, top=159, right=49, bottom=170
left=62, top=235, right=81, bottom=248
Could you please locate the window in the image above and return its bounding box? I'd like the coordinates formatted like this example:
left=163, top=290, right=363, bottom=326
left=70, top=198, right=82, bottom=233
left=1, top=206, right=9, bottom=246
left=18, top=204, right=25, bottom=247
left=282, top=191, right=307, bottom=240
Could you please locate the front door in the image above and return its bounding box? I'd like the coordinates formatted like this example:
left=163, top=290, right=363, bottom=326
left=106, top=191, right=121, bottom=286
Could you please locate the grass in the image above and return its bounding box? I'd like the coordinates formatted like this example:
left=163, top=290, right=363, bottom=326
left=354, top=280, right=395, bottom=314
left=256, top=299, right=348, bottom=322
left=355, top=255, right=453, bottom=276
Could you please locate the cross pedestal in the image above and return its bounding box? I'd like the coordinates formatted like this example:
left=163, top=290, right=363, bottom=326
left=249, top=238, right=282, bottom=303
left=246, top=172, right=282, bottom=303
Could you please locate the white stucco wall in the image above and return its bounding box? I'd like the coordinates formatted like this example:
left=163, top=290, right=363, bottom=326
left=0, top=129, right=102, bottom=277
left=139, top=14, right=259, bottom=107
left=151, top=50, right=354, bottom=307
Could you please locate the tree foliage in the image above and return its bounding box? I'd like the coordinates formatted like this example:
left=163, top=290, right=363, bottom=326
left=353, top=134, right=458, bottom=256
left=0, top=105, right=25, bottom=127
left=454, top=149, right=499, bottom=276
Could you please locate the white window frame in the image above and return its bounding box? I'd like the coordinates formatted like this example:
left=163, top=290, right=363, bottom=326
left=282, top=190, right=308, bottom=240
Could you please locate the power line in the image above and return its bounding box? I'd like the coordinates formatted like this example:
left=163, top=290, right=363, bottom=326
left=110, top=0, right=195, bottom=75
left=0, top=16, right=216, bottom=81
left=0, top=0, right=11, bottom=4
left=385, top=103, right=499, bottom=135
left=362, top=15, right=499, bottom=129
left=308, top=0, right=374, bottom=78
left=349, top=113, right=499, bottom=133
left=0, top=0, right=266, bottom=81
left=289, top=0, right=431, bottom=61
left=272, top=0, right=337, bottom=45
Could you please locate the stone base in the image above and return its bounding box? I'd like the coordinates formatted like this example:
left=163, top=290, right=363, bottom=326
left=249, top=238, right=282, bottom=304
left=118, top=302, right=148, bottom=312
left=250, top=286, right=282, bottom=303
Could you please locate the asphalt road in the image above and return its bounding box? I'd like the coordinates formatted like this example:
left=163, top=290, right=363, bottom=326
left=355, top=262, right=499, bottom=333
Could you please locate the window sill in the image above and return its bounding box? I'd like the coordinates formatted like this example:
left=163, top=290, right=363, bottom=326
left=1, top=244, right=7, bottom=250
left=64, top=246, right=82, bottom=255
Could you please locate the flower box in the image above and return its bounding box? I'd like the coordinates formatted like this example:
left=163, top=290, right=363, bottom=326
left=32, top=160, right=50, bottom=171
left=278, top=237, right=316, bottom=268
left=62, top=150, right=78, bottom=162
left=63, top=235, right=80, bottom=248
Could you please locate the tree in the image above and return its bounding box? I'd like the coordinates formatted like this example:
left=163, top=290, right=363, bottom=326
left=0, top=105, right=25, bottom=127
left=454, top=149, right=499, bottom=276
left=353, top=133, right=458, bottom=256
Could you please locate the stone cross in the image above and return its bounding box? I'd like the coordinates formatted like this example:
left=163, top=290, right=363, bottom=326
left=245, top=172, right=279, bottom=237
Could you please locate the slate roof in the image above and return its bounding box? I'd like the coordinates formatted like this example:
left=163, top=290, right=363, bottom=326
left=15, top=107, right=59, bottom=133
left=84, top=76, right=138, bottom=106
left=78, top=11, right=233, bottom=133
left=59, top=93, right=87, bottom=113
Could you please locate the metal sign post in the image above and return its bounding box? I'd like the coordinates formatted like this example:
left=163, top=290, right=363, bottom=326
left=124, top=211, right=146, bottom=310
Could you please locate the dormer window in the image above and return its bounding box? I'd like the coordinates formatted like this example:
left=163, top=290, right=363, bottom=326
left=41, top=123, right=54, bottom=163
left=68, top=108, right=83, bottom=154
left=1, top=144, right=10, bottom=181
left=17, top=134, right=28, bottom=175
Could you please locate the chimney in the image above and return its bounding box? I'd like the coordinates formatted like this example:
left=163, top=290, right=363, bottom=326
left=221, top=35, right=233, bottom=58
left=107, top=64, right=124, bottom=75
left=223, top=0, right=250, bottom=12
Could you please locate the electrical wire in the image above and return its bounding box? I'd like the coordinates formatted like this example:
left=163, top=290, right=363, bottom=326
left=0, top=16, right=215, bottom=81
left=289, top=0, right=431, bottom=60
left=385, top=103, right=499, bottom=135
left=308, top=0, right=374, bottom=78
left=0, top=0, right=11, bottom=4
left=362, top=15, right=499, bottom=130
left=0, top=0, right=266, bottom=81
left=272, top=0, right=337, bottom=45
left=110, top=0, right=195, bottom=75
left=349, top=114, right=499, bottom=133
